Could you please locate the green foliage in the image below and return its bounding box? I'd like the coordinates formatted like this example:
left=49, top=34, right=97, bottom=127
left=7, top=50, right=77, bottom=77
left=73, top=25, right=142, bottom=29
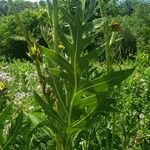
left=5, top=36, right=30, bottom=60
left=0, top=60, right=52, bottom=149
left=0, top=0, right=149, bottom=149
left=31, top=1, right=135, bottom=149
left=120, top=1, right=150, bottom=54
left=0, top=8, right=42, bottom=59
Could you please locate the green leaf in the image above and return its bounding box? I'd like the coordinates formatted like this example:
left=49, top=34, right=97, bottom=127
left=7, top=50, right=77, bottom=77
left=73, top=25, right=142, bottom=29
left=58, top=29, right=73, bottom=57
left=48, top=68, right=73, bottom=82
left=74, top=67, right=135, bottom=101
left=60, top=7, right=74, bottom=26
left=80, top=34, right=96, bottom=52
left=0, top=103, right=12, bottom=125
left=74, top=95, right=97, bottom=108
left=109, top=32, right=115, bottom=46
left=70, top=18, right=83, bottom=56
left=40, top=46, right=73, bottom=75
left=92, top=18, right=106, bottom=29
left=42, top=75, right=68, bottom=117
left=34, top=91, right=66, bottom=128
left=45, top=119, right=64, bottom=140
left=3, top=111, right=23, bottom=150
left=82, top=18, right=105, bottom=37
left=79, top=48, right=103, bottom=73
left=24, top=111, right=44, bottom=125
left=73, top=104, right=98, bottom=128
left=84, top=0, right=96, bottom=22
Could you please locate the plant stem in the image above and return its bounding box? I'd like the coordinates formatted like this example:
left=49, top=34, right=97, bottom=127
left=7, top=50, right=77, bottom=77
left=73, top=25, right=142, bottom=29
left=52, top=1, right=62, bottom=150
left=99, top=1, right=114, bottom=149
left=53, top=0, right=59, bottom=52
left=8, top=0, right=32, bottom=46
left=98, top=0, right=112, bottom=73
left=46, top=0, right=53, bottom=27
left=110, top=111, right=116, bottom=150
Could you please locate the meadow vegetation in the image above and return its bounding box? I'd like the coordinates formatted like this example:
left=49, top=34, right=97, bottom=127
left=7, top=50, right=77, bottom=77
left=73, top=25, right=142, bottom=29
left=0, top=0, right=150, bottom=149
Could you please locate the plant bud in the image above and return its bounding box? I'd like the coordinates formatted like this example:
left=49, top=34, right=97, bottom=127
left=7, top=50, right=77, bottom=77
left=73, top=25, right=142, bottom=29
left=109, top=21, right=121, bottom=32
left=58, top=44, right=65, bottom=49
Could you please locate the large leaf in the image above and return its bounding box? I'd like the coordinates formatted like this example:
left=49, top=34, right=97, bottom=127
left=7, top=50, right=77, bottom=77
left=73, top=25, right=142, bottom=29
left=70, top=17, right=83, bottom=57
left=74, top=67, right=135, bottom=104
left=73, top=103, right=98, bottom=128
left=45, top=118, right=64, bottom=140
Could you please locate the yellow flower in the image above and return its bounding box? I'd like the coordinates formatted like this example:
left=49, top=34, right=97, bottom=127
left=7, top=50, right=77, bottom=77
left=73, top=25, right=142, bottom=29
left=58, top=44, right=65, bottom=49
left=0, top=81, right=6, bottom=91
left=29, top=44, right=40, bottom=59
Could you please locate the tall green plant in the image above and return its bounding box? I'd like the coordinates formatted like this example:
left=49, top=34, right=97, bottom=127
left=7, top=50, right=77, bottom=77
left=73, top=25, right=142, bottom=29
left=99, top=0, right=112, bottom=73
left=9, top=0, right=135, bottom=149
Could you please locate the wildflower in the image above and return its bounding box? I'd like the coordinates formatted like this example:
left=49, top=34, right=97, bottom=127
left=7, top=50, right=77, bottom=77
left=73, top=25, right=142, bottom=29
left=58, top=44, right=65, bottom=49
left=0, top=71, right=12, bottom=82
left=14, top=92, right=32, bottom=101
